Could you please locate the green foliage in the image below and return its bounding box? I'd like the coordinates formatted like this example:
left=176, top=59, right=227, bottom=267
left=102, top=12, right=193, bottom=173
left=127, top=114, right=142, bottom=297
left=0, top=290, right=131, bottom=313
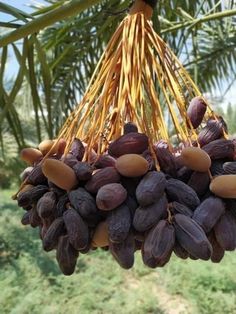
left=226, top=103, right=236, bottom=135
left=0, top=157, right=24, bottom=189
left=157, top=255, right=236, bottom=314
left=1, top=190, right=236, bottom=314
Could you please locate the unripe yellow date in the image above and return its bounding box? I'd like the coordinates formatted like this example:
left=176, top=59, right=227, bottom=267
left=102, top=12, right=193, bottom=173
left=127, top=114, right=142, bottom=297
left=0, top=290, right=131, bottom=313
left=42, top=159, right=78, bottom=191
left=115, top=154, right=149, bottom=177
left=92, top=221, right=109, bottom=247
left=181, top=147, right=211, bottom=172
left=210, top=175, right=236, bottom=198
left=20, top=148, right=43, bottom=165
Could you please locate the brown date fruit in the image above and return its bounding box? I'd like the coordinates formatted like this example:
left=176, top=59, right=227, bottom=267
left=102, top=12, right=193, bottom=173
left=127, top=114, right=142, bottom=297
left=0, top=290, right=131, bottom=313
left=174, top=214, right=212, bottom=260
left=108, top=132, right=148, bottom=157
left=69, top=187, right=97, bottom=218
left=210, top=160, right=225, bottom=176
left=17, top=185, right=48, bottom=208
left=63, top=208, right=89, bottom=250
left=198, top=117, right=228, bottom=147
left=170, top=202, right=193, bottom=217
left=96, top=183, right=127, bottom=211
left=21, top=211, right=31, bottom=225
left=94, top=154, right=116, bottom=169
left=73, top=162, right=93, bottom=181
left=202, top=139, right=234, bottom=160
left=107, top=204, right=131, bottom=243
left=173, top=241, right=189, bottom=259
left=79, top=241, right=91, bottom=254
left=20, top=166, right=34, bottom=181
left=109, top=233, right=135, bottom=269
left=151, top=220, right=175, bottom=266
left=133, top=230, right=145, bottom=243
left=136, top=171, right=166, bottom=206
left=43, top=217, right=66, bottom=251
left=41, top=216, right=54, bottom=231
left=166, top=178, right=200, bottom=210
left=82, top=144, right=98, bottom=163
left=214, top=211, right=236, bottom=251
left=141, top=247, right=159, bottom=268
left=133, top=195, right=167, bottom=232
left=63, top=153, right=79, bottom=168
left=142, top=150, right=155, bottom=171
left=225, top=199, right=236, bottom=219
left=154, top=145, right=177, bottom=177
left=207, top=231, right=225, bottom=263
left=48, top=181, right=65, bottom=197
left=142, top=245, right=158, bottom=268
left=29, top=206, right=42, bottom=228
left=56, top=235, right=79, bottom=276
left=37, top=191, right=57, bottom=219
left=40, top=224, right=51, bottom=240
left=56, top=138, right=67, bottom=158
left=192, top=196, right=225, bottom=233
left=142, top=224, right=160, bottom=268
left=85, top=167, right=120, bottom=194
left=223, top=161, right=236, bottom=174
left=70, top=138, right=85, bottom=161
left=56, top=194, right=69, bottom=217
left=177, top=166, right=193, bottom=183
left=92, top=221, right=109, bottom=247
left=17, top=184, right=34, bottom=198
left=187, top=171, right=210, bottom=197
left=187, top=96, right=207, bottom=129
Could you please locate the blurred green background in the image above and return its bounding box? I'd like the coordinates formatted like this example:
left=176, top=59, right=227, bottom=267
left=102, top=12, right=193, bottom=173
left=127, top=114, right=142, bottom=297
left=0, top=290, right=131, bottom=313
left=0, top=1, right=236, bottom=313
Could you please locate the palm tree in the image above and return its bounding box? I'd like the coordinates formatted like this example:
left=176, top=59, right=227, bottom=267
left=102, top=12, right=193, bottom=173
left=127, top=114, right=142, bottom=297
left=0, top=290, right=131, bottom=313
left=0, top=0, right=235, bottom=156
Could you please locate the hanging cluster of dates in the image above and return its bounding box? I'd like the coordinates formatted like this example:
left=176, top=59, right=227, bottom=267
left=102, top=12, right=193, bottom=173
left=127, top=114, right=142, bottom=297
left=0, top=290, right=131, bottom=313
left=16, top=96, right=236, bottom=275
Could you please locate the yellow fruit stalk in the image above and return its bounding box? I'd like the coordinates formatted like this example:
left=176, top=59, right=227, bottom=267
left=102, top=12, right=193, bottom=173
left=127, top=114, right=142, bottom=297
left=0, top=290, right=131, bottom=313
left=56, top=0, right=217, bottom=160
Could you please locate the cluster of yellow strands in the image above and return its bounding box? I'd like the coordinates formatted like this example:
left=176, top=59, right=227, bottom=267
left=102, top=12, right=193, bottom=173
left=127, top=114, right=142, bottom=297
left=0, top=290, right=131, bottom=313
left=57, top=1, right=215, bottom=159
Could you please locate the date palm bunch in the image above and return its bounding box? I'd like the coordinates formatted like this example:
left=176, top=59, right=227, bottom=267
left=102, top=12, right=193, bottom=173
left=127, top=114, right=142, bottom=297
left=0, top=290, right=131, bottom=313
left=11, top=1, right=236, bottom=273
left=58, top=0, right=217, bottom=160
